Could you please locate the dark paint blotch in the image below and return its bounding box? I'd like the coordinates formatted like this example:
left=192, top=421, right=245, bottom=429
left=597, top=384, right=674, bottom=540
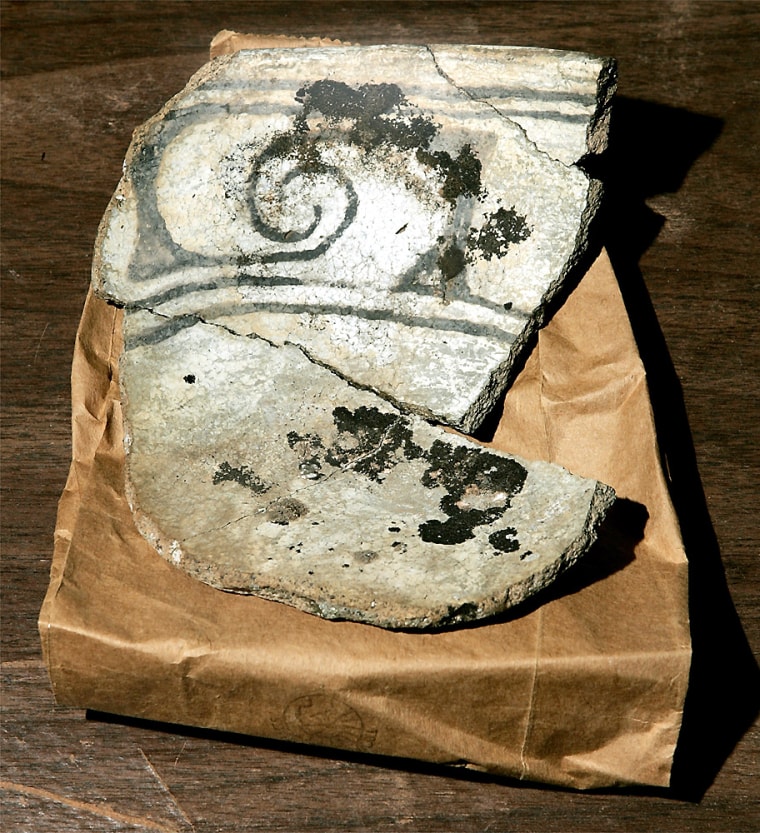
left=213, top=461, right=270, bottom=495
left=468, top=206, right=531, bottom=261
left=325, top=406, right=423, bottom=481
left=417, top=441, right=527, bottom=546
left=437, top=243, right=467, bottom=280
left=489, top=527, right=521, bottom=553
left=295, top=79, right=439, bottom=153
left=288, top=410, right=527, bottom=549
left=420, top=510, right=488, bottom=545
left=416, top=143, right=483, bottom=206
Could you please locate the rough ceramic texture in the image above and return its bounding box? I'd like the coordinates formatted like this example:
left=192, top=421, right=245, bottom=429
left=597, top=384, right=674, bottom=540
left=93, top=45, right=618, bottom=627
left=95, top=45, right=616, bottom=432
left=121, top=314, right=615, bottom=628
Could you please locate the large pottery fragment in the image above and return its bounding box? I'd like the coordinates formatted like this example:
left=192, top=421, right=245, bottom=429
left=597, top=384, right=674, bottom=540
left=95, top=45, right=616, bottom=431
left=95, top=45, right=617, bottom=627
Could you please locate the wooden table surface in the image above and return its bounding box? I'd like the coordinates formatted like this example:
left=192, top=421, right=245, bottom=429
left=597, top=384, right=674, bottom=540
left=2, top=2, right=758, bottom=830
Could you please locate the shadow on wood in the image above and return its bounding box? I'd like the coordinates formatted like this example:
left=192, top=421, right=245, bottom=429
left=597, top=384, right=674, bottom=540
left=601, top=96, right=760, bottom=800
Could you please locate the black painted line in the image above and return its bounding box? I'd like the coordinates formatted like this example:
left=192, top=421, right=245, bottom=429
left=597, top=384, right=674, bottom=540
left=124, top=313, right=200, bottom=349
left=131, top=273, right=303, bottom=309
left=481, top=108, right=591, bottom=124
left=124, top=301, right=521, bottom=350
left=462, top=87, right=597, bottom=106
left=198, top=80, right=597, bottom=107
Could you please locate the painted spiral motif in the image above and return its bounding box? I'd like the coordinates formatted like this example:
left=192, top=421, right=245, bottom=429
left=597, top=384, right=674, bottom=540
left=237, top=78, right=490, bottom=273
left=246, top=143, right=359, bottom=264
left=121, top=78, right=531, bottom=351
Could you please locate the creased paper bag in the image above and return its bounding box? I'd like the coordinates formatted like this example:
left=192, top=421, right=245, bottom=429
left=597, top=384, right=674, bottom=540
left=39, top=35, right=691, bottom=790
left=39, top=247, right=690, bottom=789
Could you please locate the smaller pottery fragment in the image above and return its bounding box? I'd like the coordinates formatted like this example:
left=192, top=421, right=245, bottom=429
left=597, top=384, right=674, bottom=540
left=121, top=314, right=614, bottom=628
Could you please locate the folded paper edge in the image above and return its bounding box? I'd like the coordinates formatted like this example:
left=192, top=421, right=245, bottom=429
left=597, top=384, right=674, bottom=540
left=39, top=295, right=121, bottom=699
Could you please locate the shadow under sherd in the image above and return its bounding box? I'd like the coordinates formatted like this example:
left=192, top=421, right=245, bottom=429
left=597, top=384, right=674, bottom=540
left=599, top=97, right=760, bottom=800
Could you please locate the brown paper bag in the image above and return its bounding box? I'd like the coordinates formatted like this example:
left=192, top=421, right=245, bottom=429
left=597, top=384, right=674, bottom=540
left=39, top=247, right=691, bottom=789
left=39, top=35, right=691, bottom=789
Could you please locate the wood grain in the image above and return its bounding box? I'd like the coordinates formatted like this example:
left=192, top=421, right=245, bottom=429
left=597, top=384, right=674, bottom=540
left=2, top=2, right=758, bottom=830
